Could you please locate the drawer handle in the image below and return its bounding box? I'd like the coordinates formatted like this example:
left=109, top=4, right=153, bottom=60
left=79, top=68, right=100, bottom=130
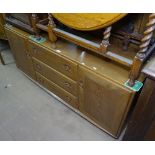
left=37, top=77, right=44, bottom=85
left=36, top=64, right=42, bottom=70
left=33, top=47, right=37, bottom=54
left=79, top=80, right=84, bottom=88
left=63, top=64, right=71, bottom=72
left=64, top=82, right=71, bottom=89
left=26, top=52, right=31, bottom=58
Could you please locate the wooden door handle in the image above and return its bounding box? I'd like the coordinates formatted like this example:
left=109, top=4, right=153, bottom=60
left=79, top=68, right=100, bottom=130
left=63, top=64, right=71, bottom=72
left=36, top=63, right=42, bottom=71
left=64, top=82, right=71, bottom=89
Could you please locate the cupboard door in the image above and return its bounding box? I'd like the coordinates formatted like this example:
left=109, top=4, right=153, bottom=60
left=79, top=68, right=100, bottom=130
left=0, top=14, right=7, bottom=40
left=5, top=28, right=35, bottom=79
left=78, top=66, right=134, bottom=137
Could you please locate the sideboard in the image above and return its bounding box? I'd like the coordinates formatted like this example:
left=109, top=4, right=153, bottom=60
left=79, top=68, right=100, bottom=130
left=5, top=24, right=144, bottom=138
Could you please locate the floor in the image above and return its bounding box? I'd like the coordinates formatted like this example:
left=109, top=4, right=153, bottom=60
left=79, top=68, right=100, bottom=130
left=0, top=41, right=123, bottom=140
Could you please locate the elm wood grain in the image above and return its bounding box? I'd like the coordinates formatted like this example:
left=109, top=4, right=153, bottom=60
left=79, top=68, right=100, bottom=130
left=52, top=13, right=127, bottom=31
left=53, top=28, right=101, bottom=53
left=5, top=27, right=36, bottom=80
left=28, top=41, right=78, bottom=81
left=48, top=13, right=57, bottom=42
left=123, top=78, right=155, bottom=140
left=0, top=14, right=7, bottom=40
left=128, top=13, right=155, bottom=86
left=32, top=57, right=78, bottom=96
left=31, top=14, right=41, bottom=39
left=5, top=24, right=133, bottom=85
left=36, top=72, right=78, bottom=109
left=6, top=25, right=142, bottom=138
left=47, top=14, right=135, bottom=67
left=50, top=14, right=155, bottom=85
left=36, top=14, right=154, bottom=68
left=78, top=66, right=135, bottom=137
left=54, top=27, right=132, bottom=65
left=25, top=72, right=119, bottom=138
left=100, top=26, right=112, bottom=53
left=49, top=24, right=132, bottom=67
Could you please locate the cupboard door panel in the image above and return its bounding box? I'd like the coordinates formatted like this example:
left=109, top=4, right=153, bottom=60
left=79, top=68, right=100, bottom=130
left=5, top=28, right=35, bottom=79
left=78, top=66, right=134, bottom=137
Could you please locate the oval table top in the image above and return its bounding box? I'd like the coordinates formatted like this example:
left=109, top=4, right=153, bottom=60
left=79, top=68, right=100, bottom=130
left=52, top=13, right=127, bottom=31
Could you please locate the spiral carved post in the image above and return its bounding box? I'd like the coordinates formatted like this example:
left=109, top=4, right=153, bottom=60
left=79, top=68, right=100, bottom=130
left=48, top=13, right=57, bottom=43
left=128, top=13, right=155, bottom=87
left=100, top=26, right=112, bottom=53
left=31, top=13, right=41, bottom=40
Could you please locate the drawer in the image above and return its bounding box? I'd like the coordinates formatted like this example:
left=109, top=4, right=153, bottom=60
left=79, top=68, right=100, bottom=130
left=33, top=58, right=78, bottom=96
left=29, top=41, right=77, bottom=80
left=36, top=72, right=78, bottom=109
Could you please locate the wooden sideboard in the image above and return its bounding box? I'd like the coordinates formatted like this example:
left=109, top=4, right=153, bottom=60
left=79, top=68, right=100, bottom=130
left=123, top=55, right=155, bottom=140
left=5, top=24, right=144, bottom=138
left=0, top=14, right=7, bottom=40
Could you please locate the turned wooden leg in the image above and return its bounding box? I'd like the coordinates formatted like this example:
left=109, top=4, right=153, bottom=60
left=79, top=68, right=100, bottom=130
left=99, top=26, right=112, bottom=53
left=48, top=13, right=57, bottom=43
left=31, top=13, right=41, bottom=40
left=128, top=13, right=155, bottom=87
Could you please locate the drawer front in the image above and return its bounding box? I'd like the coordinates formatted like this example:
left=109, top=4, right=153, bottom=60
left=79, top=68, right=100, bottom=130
left=29, top=41, right=77, bottom=80
left=33, top=58, right=77, bottom=96
left=36, top=72, right=78, bottom=109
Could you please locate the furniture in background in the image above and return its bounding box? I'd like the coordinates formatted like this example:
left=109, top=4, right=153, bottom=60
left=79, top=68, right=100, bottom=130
left=33, top=13, right=155, bottom=87
left=5, top=13, right=47, bottom=36
left=123, top=55, right=155, bottom=140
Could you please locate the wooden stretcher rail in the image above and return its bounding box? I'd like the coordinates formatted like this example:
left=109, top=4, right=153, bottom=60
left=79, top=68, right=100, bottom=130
left=53, top=28, right=133, bottom=67
left=5, top=17, right=34, bottom=34
left=36, top=23, right=133, bottom=67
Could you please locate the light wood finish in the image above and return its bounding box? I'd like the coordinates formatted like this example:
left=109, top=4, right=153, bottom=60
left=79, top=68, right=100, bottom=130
left=48, top=13, right=57, bottom=42
left=5, top=25, right=142, bottom=138
left=5, top=26, right=35, bottom=79
left=36, top=72, right=78, bottom=109
left=5, top=25, right=134, bottom=84
left=33, top=58, right=78, bottom=96
left=28, top=41, right=78, bottom=81
left=128, top=14, right=155, bottom=86
left=0, top=14, right=7, bottom=40
left=78, top=66, right=134, bottom=137
left=52, top=13, right=126, bottom=31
